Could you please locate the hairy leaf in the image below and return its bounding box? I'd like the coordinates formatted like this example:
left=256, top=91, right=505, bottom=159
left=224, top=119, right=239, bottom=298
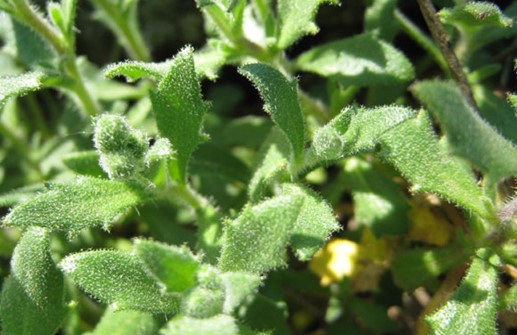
left=160, top=315, right=239, bottom=335
left=62, top=151, right=106, bottom=178
left=296, top=33, right=414, bottom=86
left=0, top=228, right=65, bottom=335
left=276, top=0, right=338, bottom=49
left=426, top=248, right=500, bottom=335
left=3, top=177, right=150, bottom=234
left=221, top=272, right=262, bottom=314
left=86, top=308, right=158, bottom=335
left=60, top=250, right=178, bottom=313
left=412, top=80, right=517, bottom=180
left=0, top=71, right=46, bottom=105
left=134, top=239, right=200, bottom=293
left=364, top=0, right=399, bottom=41
left=150, top=46, right=210, bottom=182
left=239, top=63, right=305, bottom=160
left=379, top=111, right=491, bottom=219
left=313, top=105, right=416, bottom=161
left=439, top=2, right=512, bottom=29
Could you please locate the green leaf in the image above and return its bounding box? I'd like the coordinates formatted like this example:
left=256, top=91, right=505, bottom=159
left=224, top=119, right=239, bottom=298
left=221, top=272, right=262, bottom=314
left=219, top=195, right=303, bottom=273
left=412, top=80, right=517, bottom=180
left=509, top=93, right=517, bottom=111
left=344, top=157, right=409, bottom=237
left=276, top=0, right=338, bottom=49
left=60, top=250, right=178, bottom=313
left=62, top=151, right=107, bottom=178
left=426, top=248, right=500, bottom=335
left=160, top=315, right=239, bottom=335
left=378, top=111, right=491, bottom=219
left=364, top=0, right=399, bottom=41
left=0, top=71, right=46, bottom=105
left=0, top=184, right=44, bottom=207
left=500, top=283, right=517, bottom=311
left=150, top=46, right=210, bottom=182
left=0, top=228, right=65, bottom=335
left=296, top=33, right=414, bottom=86
left=439, top=2, right=512, bottom=29
left=280, top=183, right=339, bottom=260
left=133, top=239, right=200, bottom=293
left=392, top=246, right=465, bottom=291
left=239, top=63, right=305, bottom=160
left=3, top=177, right=150, bottom=235
left=86, top=308, right=158, bottom=335
left=312, top=105, right=416, bottom=161
left=104, top=60, right=172, bottom=82
left=248, top=128, right=292, bottom=202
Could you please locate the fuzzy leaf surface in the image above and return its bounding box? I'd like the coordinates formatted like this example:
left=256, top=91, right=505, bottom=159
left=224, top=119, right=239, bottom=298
left=0, top=228, right=65, bottom=335
left=426, top=248, right=500, bottom=335
left=86, top=308, right=158, bottom=335
left=412, top=80, right=517, bottom=180
left=379, top=112, right=490, bottom=219
left=160, top=315, right=239, bottom=335
left=150, top=47, right=210, bottom=181
left=239, top=64, right=305, bottom=160
left=221, top=272, right=262, bottom=314
left=296, top=33, right=414, bottom=86
left=134, top=239, right=200, bottom=293
left=276, top=0, right=338, bottom=49
left=60, top=250, right=178, bottom=313
left=3, top=177, right=149, bottom=234
left=62, top=151, right=106, bottom=178
left=0, top=71, right=46, bottom=105
left=313, top=105, right=416, bottom=161
left=439, top=2, right=512, bottom=28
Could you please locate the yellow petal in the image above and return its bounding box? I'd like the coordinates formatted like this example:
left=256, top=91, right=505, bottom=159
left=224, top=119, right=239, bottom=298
left=309, top=239, right=359, bottom=286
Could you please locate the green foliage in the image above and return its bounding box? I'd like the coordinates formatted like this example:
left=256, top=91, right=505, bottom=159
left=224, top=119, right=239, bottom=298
left=0, top=0, right=516, bottom=334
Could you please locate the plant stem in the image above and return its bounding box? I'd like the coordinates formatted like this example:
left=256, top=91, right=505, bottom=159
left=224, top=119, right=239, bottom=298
left=416, top=0, right=478, bottom=112
left=64, top=57, right=99, bottom=116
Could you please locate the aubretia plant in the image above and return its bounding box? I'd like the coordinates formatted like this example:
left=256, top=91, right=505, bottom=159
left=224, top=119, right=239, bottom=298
left=0, top=0, right=516, bottom=334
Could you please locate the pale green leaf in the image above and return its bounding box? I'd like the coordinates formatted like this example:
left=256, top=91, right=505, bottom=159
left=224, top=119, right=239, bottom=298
left=181, top=286, right=225, bottom=318
left=509, top=93, right=517, bottom=111
left=412, top=80, right=517, bottom=180
left=62, top=151, right=106, bottom=178
left=0, top=184, right=44, bottom=207
left=61, top=0, right=78, bottom=33
left=312, top=105, right=416, bottom=161
left=160, top=315, right=239, bottom=335
left=3, top=177, right=150, bottom=234
left=364, top=0, right=399, bottom=41
left=276, top=0, right=338, bottom=49
left=280, top=183, right=339, bottom=260
left=221, top=272, right=262, bottom=314
left=133, top=239, right=200, bottom=293
left=426, top=248, right=500, bottom=335
left=378, top=111, right=491, bottom=219
left=296, top=33, right=414, bottom=86
left=86, top=308, right=158, bottom=335
left=150, top=46, right=210, bottom=182
left=0, top=228, right=65, bottom=335
left=239, top=63, right=305, bottom=160
left=219, top=195, right=303, bottom=273
left=439, top=2, right=512, bottom=29
left=392, top=246, right=465, bottom=291
left=104, top=60, right=172, bottom=82
left=60, top=250, right=178, bottom=313
left=0, top=71, right=46, bottom=105
left=500, top=283, right=517, bottom=311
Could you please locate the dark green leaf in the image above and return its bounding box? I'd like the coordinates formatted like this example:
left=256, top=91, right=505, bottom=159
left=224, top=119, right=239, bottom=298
left=3, top=177, right=150, bottom=235
left=412, top=80, right=517, bottom=180
left=86, top=308, right=158, bottom=335
left=62, top=151, right=107, bottom=178
left=0, top=228, right=65, bottom=335
left=426, top=248, right=500, bottom=335
left=133, top=239, right=200, bottom=293
left=150, top=46, right=210, bottom=182
left=239, top=63, right=305, bottom=160
left=296, top=33, right=414, bottom=86
left=60, top=250, right=178, bottom=313
left=364, top=0, right=399, bottom=41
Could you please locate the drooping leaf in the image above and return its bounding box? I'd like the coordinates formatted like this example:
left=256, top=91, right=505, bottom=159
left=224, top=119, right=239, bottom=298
left=276, top=0, right=338, bottom=50
left=239, top=63, right=305, bottom=160
left=86, top=308, right=158, bottom=335
left=412, top=80, right=517, bottom=181
left=133, top=239, right=200, bottom=293
left=312, top=105, right=416, bottom=161
left=439, top=2, right=512, bottom=29
left=296, top=33, right=414, bottom=86
left=3, top=177, right=150, bottom=234
left=426, top=248, right=500, bottom=335
left=105, top=60, right=171, bottom=82
left=378, top=111, right=491, bottom=219
left=391, top=246, right=465, bottom=291
left=0, top=71, right=46, bottom=105
left=160, top=315, right=239, bottom=335
left=150, top=46, right=210, bottom=182
left=344, top=157, right=409, bottom=236
left=280, top=183, right=340, bottom=260
left=221, top=271, right=262, bottom=314
left=0, top=228, right=65, bottom=335
left=60, top=250, right=178, bottom=313
left=219, top=195, right=303, bottom=273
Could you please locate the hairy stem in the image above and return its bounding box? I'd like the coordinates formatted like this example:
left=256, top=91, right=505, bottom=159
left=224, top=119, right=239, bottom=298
left=416, top=0, right=478, bottom=112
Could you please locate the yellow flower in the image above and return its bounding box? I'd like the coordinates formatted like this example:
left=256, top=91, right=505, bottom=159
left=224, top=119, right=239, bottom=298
left=309, top=239, right=359, bottom=286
